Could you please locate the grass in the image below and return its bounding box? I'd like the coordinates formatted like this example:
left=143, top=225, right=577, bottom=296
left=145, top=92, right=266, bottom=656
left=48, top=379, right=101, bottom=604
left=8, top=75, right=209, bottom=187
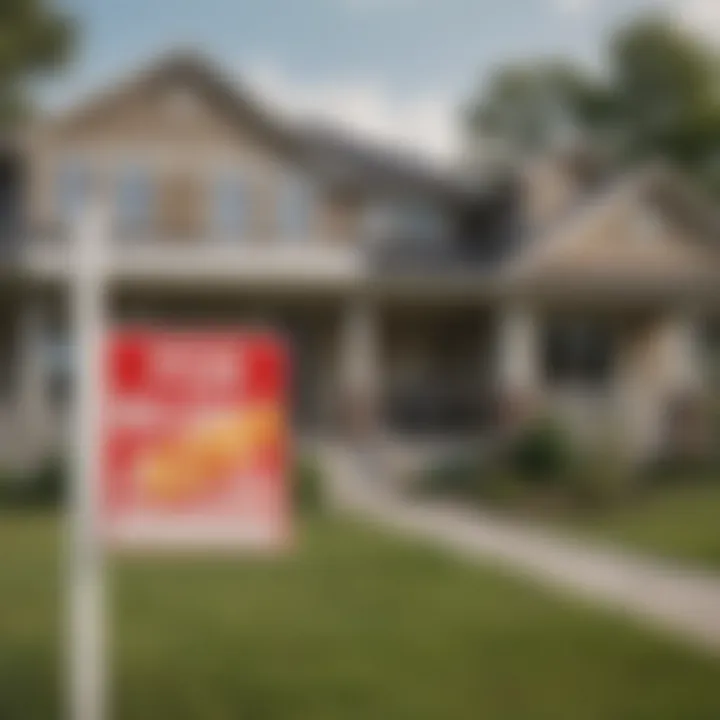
left=2, top=511, right=720, bottom=719
left=565, top=480, right=720, bottom=569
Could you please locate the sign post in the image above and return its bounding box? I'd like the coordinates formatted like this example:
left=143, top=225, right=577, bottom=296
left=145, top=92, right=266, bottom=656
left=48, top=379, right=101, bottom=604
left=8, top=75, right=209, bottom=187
left=69, top=201, right=108, bottom=720
left=67, top=204, right=289, bottom=720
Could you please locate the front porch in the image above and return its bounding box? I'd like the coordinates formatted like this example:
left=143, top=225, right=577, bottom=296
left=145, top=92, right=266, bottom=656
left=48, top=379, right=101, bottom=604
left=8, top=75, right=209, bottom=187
left=0, top=283, right=715, bottom=466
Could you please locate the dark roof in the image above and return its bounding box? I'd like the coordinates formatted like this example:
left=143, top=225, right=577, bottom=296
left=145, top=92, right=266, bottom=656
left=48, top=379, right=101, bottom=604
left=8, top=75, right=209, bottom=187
left=292, top=123, right=472, bottom=203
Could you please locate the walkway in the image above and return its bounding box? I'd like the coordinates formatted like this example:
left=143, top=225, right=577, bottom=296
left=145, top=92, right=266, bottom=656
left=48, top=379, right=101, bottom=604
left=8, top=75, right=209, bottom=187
left=324, top=446, right=720, bottom=654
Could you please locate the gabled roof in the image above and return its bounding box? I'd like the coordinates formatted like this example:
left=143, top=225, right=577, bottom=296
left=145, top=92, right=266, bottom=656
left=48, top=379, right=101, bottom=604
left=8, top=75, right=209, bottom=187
left=50, top=49, right=294, bottom=149
left=47, top=49, right=477, bottom=205
left=507, top=163, right=720, bottom=288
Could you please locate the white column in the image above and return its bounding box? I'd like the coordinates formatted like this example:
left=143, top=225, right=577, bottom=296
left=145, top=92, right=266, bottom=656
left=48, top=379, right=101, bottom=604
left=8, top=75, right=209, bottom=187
left=18, top=298, right=49, bottom=448
left=496, top=304, right=540, bottom=399
left=338, top=297, right=380, bottom=435
left=657, top=312, right=704, bottom=396
left=617, top=312, right=705, bottom=458
left=340, top=298, right=378, bottom=396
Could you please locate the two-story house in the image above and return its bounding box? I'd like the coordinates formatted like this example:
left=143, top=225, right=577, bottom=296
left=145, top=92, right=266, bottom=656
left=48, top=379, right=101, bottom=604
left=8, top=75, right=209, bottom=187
left=0, top=51, right=718, bottom=468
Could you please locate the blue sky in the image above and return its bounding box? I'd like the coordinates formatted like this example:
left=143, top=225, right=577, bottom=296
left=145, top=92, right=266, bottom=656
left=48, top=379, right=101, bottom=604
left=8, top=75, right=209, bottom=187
left=47, top=0, right=718, bottom=159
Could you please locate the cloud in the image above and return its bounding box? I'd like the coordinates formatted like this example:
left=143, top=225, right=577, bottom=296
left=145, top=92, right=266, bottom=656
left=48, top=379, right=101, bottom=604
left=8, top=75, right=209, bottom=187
left=551, top=0, right=597, bottom=15
left=669, top=0, right=720, bottom=41
left=244, top=63, right=460, bottom=163
left=337, top=0, right=424, bottom=9
left=551, top=0, right=720, bottom=40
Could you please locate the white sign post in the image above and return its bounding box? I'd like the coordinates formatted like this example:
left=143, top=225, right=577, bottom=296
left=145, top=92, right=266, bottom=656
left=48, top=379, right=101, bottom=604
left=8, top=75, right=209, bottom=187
left=68, top=200, right=108, bottom=720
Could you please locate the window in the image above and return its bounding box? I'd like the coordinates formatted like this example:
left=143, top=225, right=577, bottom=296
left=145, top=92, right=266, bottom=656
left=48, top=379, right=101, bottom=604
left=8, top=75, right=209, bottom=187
left=210, top=172, right=247, bottom=238
left=402, top=202, right=448, bottom=243
left=361, top=199, right=447, bottom=243
left=55, top=159, right=90, bottom=225
left=46, top=334, right=73, bottom=407
left=278, top=174, right=315, bottom=239
left=361, top=202, right=396, bottom=241
left=544, top=320, right=614, bottom=387
left=116, top=166, right=154, bottom=236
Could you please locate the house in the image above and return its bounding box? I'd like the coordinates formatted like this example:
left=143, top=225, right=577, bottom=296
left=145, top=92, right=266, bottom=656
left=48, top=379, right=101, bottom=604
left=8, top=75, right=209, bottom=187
left=0, top=51, right=717, bottom=468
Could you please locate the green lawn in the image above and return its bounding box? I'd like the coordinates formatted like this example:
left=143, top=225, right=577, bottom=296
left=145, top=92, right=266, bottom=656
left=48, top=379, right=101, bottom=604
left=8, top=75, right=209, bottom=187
left=567, top=481, right=720, bottom=569
left=2, top=512, right=720, bottom=719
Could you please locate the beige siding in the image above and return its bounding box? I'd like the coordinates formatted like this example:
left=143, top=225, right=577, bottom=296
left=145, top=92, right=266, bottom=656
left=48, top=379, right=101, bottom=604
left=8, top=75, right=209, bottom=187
left=26, top=76, right=362, bottom=242
left=523, top=157, right=582, bottom=230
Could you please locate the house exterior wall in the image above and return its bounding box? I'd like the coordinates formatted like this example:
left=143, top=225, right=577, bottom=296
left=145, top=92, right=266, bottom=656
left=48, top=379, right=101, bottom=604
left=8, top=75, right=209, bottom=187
left=522, top=157, right=584, bottom=230
left=0, top=57, right=716, bottom=469
left=26, top=80, right=364, bottom=242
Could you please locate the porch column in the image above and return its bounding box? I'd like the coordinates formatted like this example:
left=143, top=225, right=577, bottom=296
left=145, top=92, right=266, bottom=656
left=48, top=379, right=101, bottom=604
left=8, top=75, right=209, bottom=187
left=17, top=298, right=49, bottom=456
left=618, top=312, right=706, bottom=457
left=656, top=312, right=705, bottom=396
left=338, top=297, right=380, bottom=437
left=496, top=304, right=541, bottom=425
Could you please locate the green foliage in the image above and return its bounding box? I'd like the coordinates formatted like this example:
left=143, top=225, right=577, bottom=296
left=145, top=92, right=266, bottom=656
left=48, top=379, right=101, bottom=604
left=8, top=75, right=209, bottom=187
left=294, top=453, right=326, bottom=515
left=506, top=418, right=576, bottom=483
left=0, top=456, right=66, bottom=508
left=0, top=0, right=76, bottom=126
left=417, top=452, right=483, bottom=499
left=29, top=455, right=66, bottom=505
left=415, top=419, right=645, bottom=515
left=465, top=15, right=720, bottom=195
left=465, top=61, right=611, bottom=154
left=610, top=18, right=719, bottom=167
left=567, top=454, right=637, bottom=512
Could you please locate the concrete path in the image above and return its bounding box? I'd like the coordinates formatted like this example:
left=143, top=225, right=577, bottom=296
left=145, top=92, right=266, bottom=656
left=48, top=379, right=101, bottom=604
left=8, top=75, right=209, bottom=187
left=324, top=446, right=720, bottom=654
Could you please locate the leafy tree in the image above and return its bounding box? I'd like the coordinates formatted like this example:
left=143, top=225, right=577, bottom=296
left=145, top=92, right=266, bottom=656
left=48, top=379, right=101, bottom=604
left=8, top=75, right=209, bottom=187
left=465, top=16, right=720, bottom=193
left=0, top=0, right=75, bottom=126
left=465, top=62, right=611, bottom=156
left=608, top=18, right=719, bottom=189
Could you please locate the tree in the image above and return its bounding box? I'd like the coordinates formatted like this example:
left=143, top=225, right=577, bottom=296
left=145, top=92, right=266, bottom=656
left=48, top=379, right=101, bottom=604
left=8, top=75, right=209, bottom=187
left=0, top=0, right=75, bottom=126
left=465, top=16, right=720, bottom=193
left=608, top=18, right=720, bottom=189
left=464, top=62, right=611, bottom=156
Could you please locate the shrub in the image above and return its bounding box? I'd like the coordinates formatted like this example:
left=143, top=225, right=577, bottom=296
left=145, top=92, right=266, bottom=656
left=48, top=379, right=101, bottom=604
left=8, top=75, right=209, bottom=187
left=0, top=456, right=67, bottom=509
left=506, top=417, right=575, bottom=483
left=294, top=453, right=326, bottom=515
left=415, top=450, right=531, bottom=508
left=567, top=458, right=636, bottom=512
left=0, top=468, right=19, bottom=507
left=416, top=452, right=481, bottom=499
left=29, top=456, right=67, bottom=506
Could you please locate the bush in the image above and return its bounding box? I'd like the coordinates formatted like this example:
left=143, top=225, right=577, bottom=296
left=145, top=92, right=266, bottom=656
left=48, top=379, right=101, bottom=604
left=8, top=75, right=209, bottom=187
left=506, top=418, right=575, bottom=483
left=29, top=456, right=66, bottom=506
left=0, top=456, right=67, bottom=509
left=416, top=452, right=482, bottom=499
left=294, top=453, right=326, bottom=515
left=415, top=450, right=531, bottom=509
left=567, top=457, right=637, bottom=512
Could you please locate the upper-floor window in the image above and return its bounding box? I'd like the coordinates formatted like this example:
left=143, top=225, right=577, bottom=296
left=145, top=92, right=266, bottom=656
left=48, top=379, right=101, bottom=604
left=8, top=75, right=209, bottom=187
left=361, top=199, right=448, bottom=244
left=361, top=202, right=396, bottom=241
left=116, top=166, right=154, bottom=237
left=402, top=202, right=449, bottom=243
left=278, top=173, right=315, bottom=240
left=210, top=172, right=247, bottom=238
left=55, top=159, right=90, bottom=226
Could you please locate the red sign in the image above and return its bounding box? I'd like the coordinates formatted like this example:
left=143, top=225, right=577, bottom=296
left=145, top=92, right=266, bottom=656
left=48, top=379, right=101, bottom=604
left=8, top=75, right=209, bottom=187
left=102, top=329, right=290, bottom=549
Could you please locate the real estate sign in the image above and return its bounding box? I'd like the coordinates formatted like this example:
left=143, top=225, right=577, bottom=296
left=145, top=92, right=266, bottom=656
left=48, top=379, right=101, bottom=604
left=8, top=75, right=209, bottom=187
left=102, top=330, right=289, bottom=549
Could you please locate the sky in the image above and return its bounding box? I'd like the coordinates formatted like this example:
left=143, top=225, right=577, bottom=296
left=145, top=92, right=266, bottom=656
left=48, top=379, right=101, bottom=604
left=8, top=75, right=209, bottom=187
left=47, top=0, right=719, bottom=161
